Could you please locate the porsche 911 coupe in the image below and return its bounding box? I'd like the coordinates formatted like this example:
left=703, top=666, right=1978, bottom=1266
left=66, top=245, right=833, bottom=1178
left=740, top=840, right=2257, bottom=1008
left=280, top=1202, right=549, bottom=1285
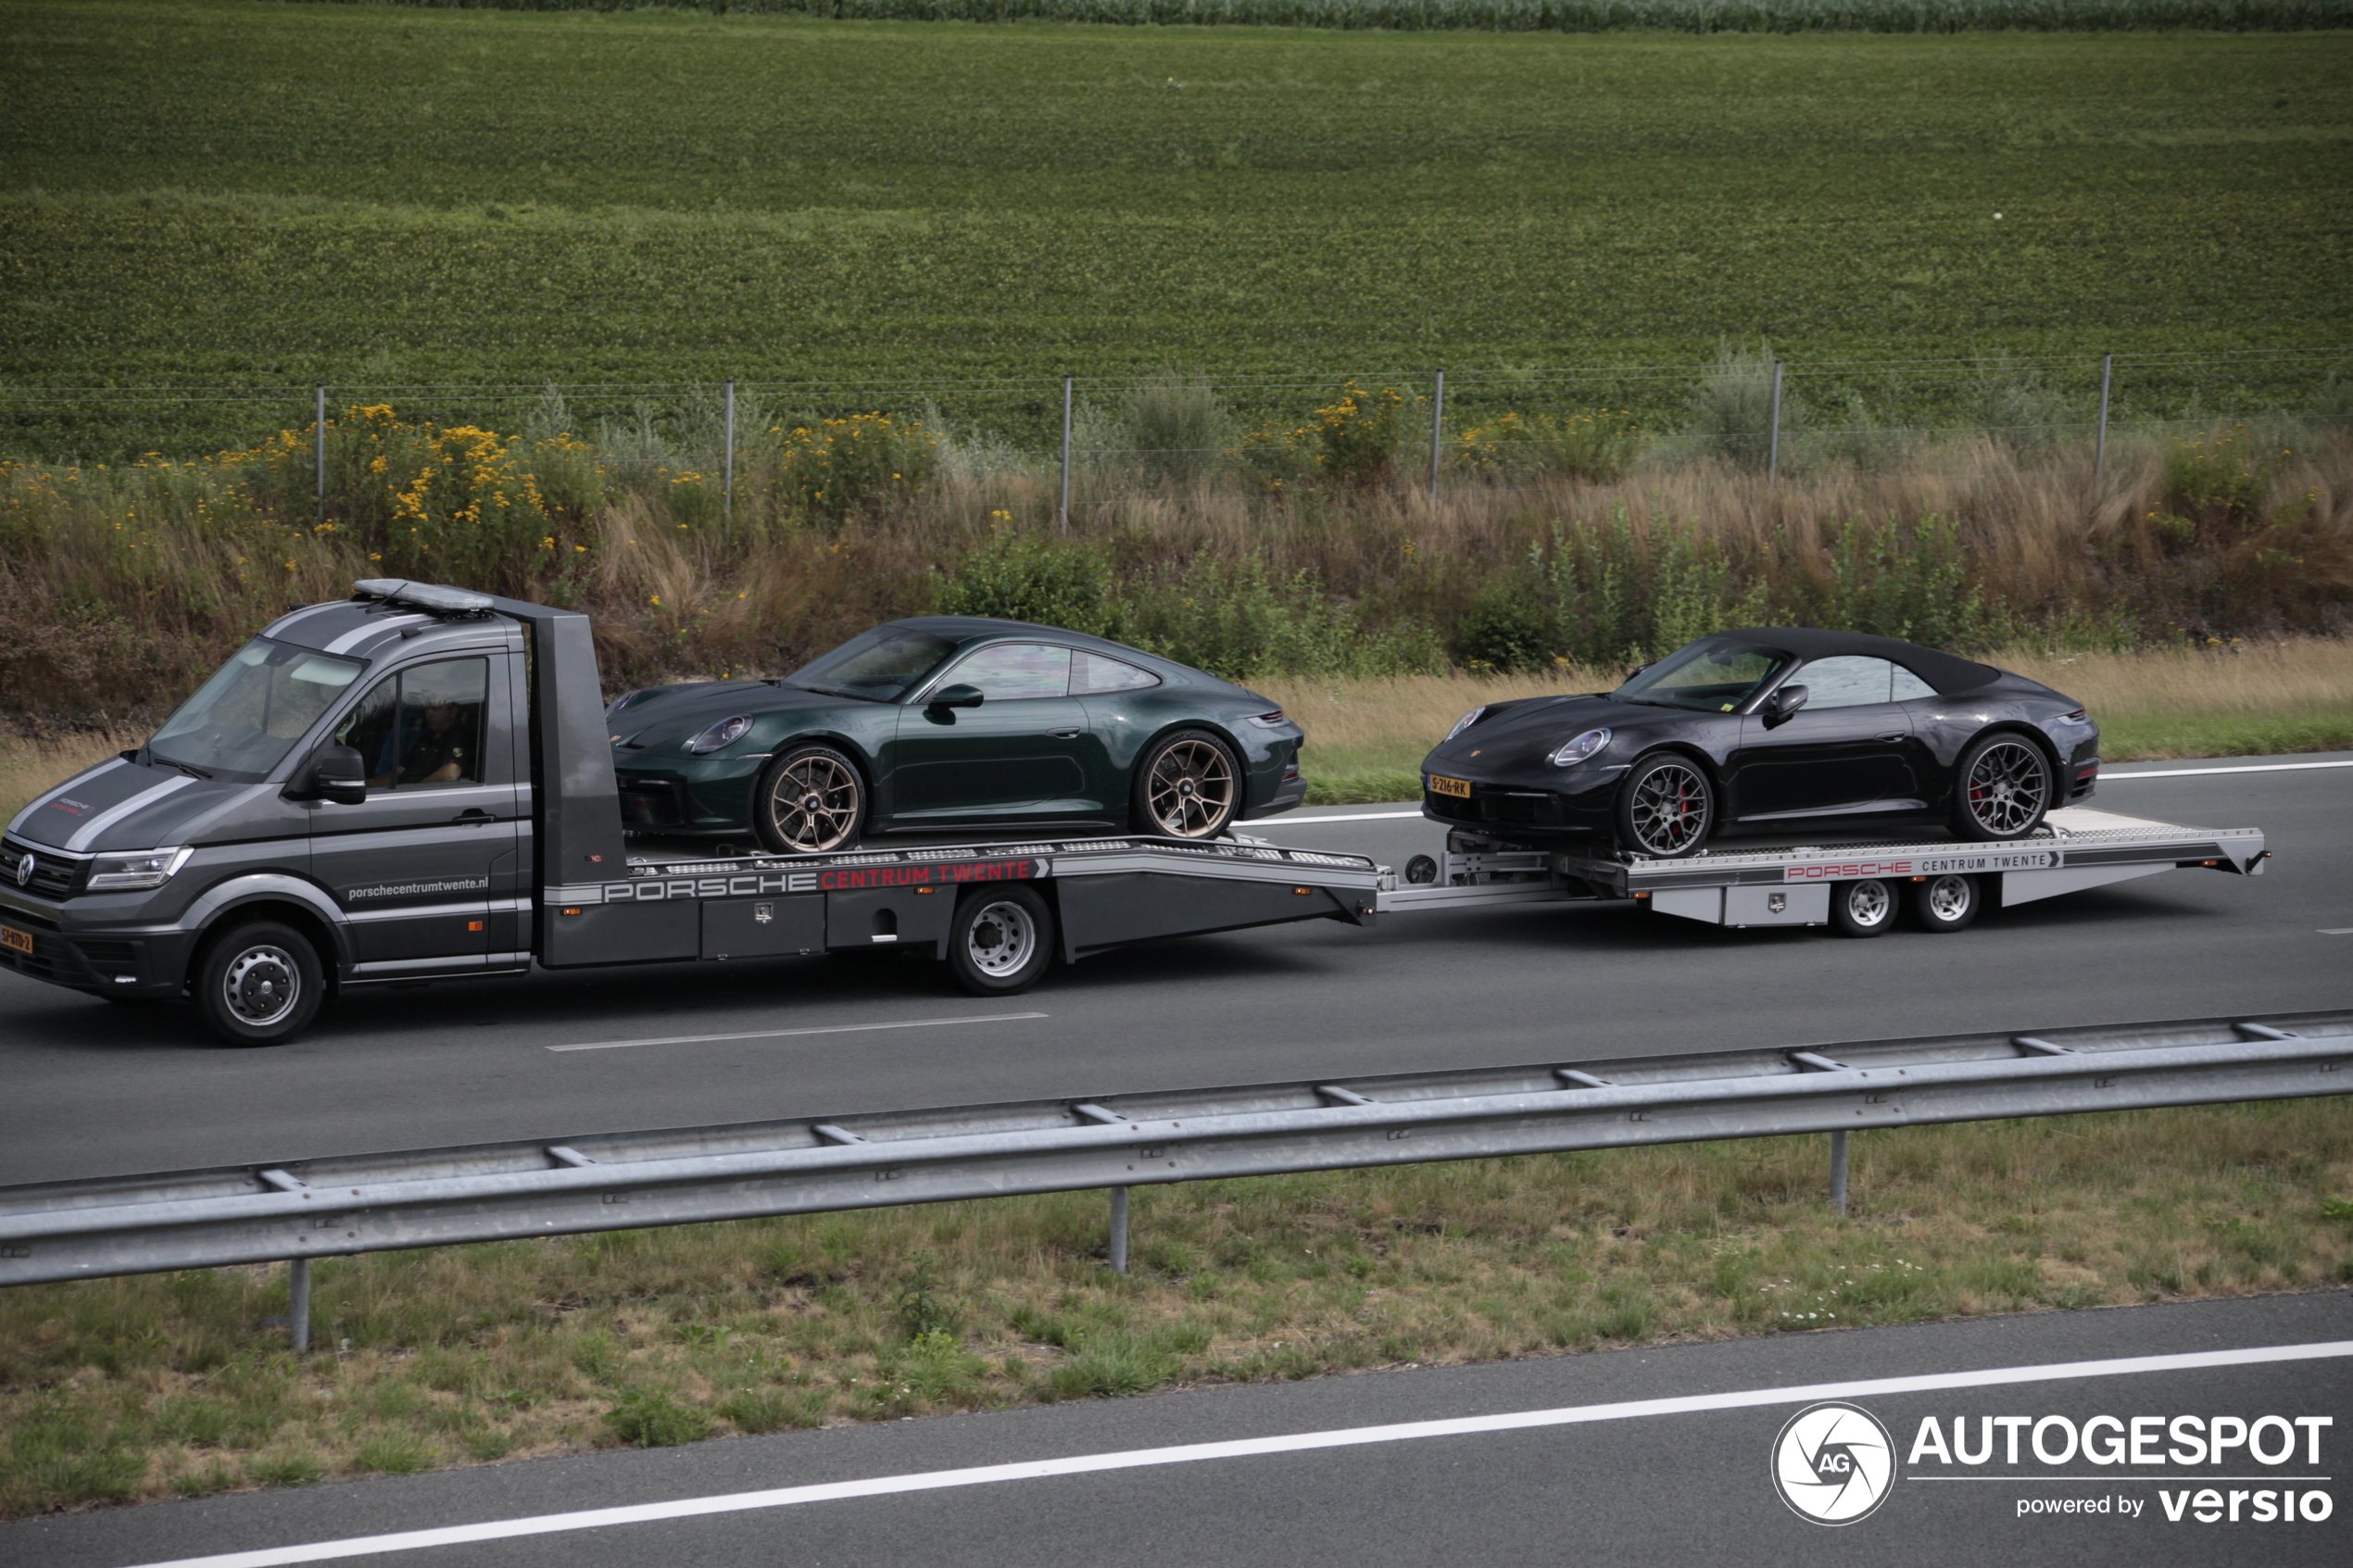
left=1419, top=627, right=2099, bottom=858
left=606, top=617, right=1307, bottom=851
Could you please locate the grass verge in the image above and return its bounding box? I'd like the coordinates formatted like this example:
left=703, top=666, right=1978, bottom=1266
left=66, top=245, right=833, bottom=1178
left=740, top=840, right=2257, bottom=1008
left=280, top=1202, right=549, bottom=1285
left=5, top=1101, right=2351, bottom=1517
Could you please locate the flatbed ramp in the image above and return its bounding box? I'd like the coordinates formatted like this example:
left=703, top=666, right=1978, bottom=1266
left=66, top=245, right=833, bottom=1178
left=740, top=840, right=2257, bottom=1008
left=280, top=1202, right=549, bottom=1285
left=1378, top=808, right=2267, bottom=930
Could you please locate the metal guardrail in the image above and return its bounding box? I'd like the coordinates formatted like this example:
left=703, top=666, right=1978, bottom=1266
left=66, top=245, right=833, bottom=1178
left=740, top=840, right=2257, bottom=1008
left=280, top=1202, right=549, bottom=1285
left=4, top=1012, right=2348, bottom=1327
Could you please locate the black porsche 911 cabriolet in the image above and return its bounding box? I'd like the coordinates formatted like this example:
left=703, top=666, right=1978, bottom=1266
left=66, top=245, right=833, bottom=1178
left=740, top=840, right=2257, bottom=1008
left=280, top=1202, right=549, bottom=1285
left=606, top=617, right=1308, bottom=852
left=1420, top=628, right=2099, bottom=857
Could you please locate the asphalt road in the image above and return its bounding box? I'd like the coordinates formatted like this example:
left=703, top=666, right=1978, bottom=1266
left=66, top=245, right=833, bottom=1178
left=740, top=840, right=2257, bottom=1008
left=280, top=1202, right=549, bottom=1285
left=8, top=1292, right=2348, bottom=1567
left=2, top=757, right=2347, bottom=1186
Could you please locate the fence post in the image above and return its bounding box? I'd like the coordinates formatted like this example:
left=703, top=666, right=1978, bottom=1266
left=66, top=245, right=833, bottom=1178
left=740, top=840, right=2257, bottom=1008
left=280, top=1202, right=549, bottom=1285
left=1108, top=1185, right=1129, bottom=1274
left=1059, top=374, right=1074, bottom=534
left=314, top=384, right=327, bottom=526
left=287, top=1257, right=312, bottom=1351
left=1767, top=360, right=1784, bottom=484
left=723, top=378, right=736, bottom=518
left=2094, top=353, right=2112, bottom=481
left=1829, top=1131, right=1849, bottom=1216
left=1428, top=369, right=1445, bottom=503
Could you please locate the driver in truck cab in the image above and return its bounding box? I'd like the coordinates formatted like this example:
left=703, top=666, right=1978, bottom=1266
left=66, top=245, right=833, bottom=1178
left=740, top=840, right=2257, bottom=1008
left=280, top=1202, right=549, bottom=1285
left=337, top=667, right=485, bottom=791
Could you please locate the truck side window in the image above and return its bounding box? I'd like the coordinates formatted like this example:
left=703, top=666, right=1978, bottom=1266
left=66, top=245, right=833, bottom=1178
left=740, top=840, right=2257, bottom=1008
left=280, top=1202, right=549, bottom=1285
left=338, top=659, right=490, bottom=792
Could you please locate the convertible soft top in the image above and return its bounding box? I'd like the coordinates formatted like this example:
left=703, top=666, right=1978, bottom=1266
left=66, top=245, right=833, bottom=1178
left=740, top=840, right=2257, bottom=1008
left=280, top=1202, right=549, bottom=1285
left=1714, top=627, right=2000, bottom=696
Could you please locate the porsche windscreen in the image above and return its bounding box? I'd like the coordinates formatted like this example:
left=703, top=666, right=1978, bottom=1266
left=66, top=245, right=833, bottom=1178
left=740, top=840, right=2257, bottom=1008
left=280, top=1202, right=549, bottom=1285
left=1614, top=638, right=1790, bottom=714
left=786, top=627, right=959, bottom=702
left=146, top=637, right=366, bottom=782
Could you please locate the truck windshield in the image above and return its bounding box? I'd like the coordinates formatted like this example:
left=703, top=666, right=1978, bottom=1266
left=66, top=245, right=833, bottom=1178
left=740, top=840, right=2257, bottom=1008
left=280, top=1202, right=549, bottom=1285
left=1613, top=637, right=1791, bottom=714
left=148, top=637, right=367, bottom=783
left=786, top=626, right=958, bottom=702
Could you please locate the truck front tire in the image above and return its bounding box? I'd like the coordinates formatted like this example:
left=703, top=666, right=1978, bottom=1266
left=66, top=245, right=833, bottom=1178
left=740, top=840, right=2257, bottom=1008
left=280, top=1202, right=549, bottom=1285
left=194, top=921, right=325, bottom=1046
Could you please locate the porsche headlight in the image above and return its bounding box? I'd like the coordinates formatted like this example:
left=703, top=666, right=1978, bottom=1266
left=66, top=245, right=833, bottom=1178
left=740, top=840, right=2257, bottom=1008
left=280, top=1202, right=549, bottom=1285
left=1548, top=728, right=1611, bottom=769
left=1446, top=707, right=1486, bottom=741
left=86, top=847, right=194, bottom=891
left=686, top=715, right=753, bottom=755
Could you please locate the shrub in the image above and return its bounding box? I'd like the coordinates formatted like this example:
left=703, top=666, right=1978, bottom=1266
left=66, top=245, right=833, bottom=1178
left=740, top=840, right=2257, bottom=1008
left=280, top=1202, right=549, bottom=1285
left=1119, top=377, right=1233, bottom=487
left=1450, top=409, right=1642, bottom=483
left=770, top=412, right=937, bottom=524
left=1455, top=583, right=1552, bottom=673
left=605, top=1388, right=711, bottom=1449
left=1314, top=382, right=1407, bottom=485
left=1688, top=343, right=1794, bottom=468
left=933, top=529, right=1124, bottom=637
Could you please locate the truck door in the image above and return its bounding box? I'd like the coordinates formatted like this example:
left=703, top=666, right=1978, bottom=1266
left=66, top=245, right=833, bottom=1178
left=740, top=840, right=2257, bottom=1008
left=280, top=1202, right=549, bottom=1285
left=309, top=654, right=522, bottom=974
left=891, top=643, right=1104, bottom=822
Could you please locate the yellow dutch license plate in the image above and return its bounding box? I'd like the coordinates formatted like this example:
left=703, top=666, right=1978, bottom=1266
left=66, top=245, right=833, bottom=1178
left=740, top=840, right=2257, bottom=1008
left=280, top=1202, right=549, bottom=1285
left=1428, top=775, right=1472, bottom=798
left=1, top=925, right=32, bottom=956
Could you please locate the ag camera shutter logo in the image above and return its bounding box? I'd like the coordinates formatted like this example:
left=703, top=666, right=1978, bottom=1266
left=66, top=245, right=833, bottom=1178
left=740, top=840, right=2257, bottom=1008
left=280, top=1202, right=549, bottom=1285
left=1773, top=1401, right=1897, bottom=1524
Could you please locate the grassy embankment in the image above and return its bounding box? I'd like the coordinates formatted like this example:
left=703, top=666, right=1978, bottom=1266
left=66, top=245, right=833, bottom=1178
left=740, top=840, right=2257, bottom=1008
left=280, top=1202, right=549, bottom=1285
left=5, top=1099, right=2350, bottom=1515
left=5, top=4, right=2350, bottom=457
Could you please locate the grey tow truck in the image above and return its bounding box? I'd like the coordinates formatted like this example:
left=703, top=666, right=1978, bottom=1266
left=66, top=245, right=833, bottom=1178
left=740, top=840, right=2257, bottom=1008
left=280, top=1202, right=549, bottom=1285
left=0, top=582, right=1380, bottom=1045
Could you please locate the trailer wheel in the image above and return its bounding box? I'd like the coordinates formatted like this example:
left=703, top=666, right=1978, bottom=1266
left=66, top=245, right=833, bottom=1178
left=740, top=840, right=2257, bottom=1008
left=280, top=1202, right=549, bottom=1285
left=1828, top=878, right=1898, bottom=937
left=945, top=885, right=1055, bottom=996
left=1908, top=872, right=1982, bottom=933
left=194, top=920, right=324, bottom=1046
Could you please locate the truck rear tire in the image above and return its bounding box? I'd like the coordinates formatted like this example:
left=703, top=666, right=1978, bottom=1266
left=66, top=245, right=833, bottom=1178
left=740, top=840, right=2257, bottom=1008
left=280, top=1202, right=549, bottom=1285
left=1828, top=878, right=1898, bottom=937
left=1908, top=872, right=1982, bottom=933
left=194, top=920, right=325, bottom=1046
left=945, top=885, right=1055, bottom=996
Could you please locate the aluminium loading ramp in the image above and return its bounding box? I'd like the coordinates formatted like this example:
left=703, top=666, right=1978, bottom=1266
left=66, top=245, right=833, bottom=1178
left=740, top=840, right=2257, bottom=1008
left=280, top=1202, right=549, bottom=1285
left=1376, top=808, right=2268, bottom=928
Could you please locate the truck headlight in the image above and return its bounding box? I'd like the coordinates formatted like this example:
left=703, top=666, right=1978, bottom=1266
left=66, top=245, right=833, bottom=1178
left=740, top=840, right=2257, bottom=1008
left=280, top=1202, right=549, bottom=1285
left=86, top=847, right=194, bottom=891
left=687, top=715, right=753, bottom=755
left=1549, top=728, right=1611, bottom=768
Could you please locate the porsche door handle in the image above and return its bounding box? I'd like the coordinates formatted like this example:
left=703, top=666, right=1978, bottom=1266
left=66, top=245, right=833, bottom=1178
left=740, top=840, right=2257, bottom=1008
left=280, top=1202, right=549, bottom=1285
left=1048, top=729, right=1082, bottom=739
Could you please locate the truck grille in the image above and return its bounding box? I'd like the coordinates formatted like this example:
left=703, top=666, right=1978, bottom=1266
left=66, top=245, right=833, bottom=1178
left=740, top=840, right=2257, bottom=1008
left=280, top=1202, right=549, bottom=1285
left=0, top=838, right=85, bottom=898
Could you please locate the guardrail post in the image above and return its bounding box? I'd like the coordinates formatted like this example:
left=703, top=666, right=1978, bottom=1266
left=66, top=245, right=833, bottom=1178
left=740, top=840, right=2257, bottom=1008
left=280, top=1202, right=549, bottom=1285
left=1767, top=359, right=1784, bottom=485
left=1059, top=374, right=1073, bottom=534
left=314, top=384, right=327, bottom=526
left=2094, top=352, right=2112, bottom=481
left=287, top=1257, right=312, bottom=1351
left=722, top=378, right=736, bottom=518
left=1108, top=1185, right=1129, bottom=1274
left=1829, top=1131, right=1849, bottom=1216
left=1428, top=368, right=1445, bottom=503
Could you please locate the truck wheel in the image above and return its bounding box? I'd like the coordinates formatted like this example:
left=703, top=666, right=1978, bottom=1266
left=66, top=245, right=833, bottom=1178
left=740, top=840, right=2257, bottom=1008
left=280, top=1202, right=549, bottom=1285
left=945, top=885, right=1055, bottom=996
left=195, top=921, right=324, bottom=1046
left=1950, top=734, right=2051, bottom=842
left=1909, top=872, right=1982, bottom=933
left=1133, top=730, right=1240, bottom=839
left=1828, top=878, right=1897, bottom=937
left=1615, top=754, right=1713, bottom=859
left=754, top=745, right=865, bottom=855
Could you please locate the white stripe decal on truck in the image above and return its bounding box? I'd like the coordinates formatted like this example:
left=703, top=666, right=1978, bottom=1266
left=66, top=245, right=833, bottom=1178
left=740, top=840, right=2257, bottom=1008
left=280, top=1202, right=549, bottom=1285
left=61, top=773, right=195, bottom=853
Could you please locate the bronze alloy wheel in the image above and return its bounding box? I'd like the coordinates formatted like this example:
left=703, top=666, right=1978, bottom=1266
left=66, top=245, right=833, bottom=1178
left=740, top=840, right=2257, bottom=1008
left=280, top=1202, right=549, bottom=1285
left=1620, top=756, right=1713, bottom=858
left=759, top=746, right=864, bottom=854
left=1139, top=733, right=1239, bottom=838
left=1957, top=736, right=2050, bottom=839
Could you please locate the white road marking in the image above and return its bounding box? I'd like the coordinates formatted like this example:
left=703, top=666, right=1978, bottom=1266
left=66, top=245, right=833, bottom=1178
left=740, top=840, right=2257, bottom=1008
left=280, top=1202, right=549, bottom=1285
left=126, top=1339, right=2353, bottom=1568
left=548, top=1012, right=1047, bottom=1052
left=2101, top=759, right=2353, bottom=779
left=1271, top=758, right=2353, bottom=825
left=2321, top=929, right=2353, bottom=935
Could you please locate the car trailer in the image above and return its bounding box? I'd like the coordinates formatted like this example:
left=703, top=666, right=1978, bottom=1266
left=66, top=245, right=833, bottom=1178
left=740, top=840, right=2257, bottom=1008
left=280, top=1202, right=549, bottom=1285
left=1377, top=807, right=2269, bottom=936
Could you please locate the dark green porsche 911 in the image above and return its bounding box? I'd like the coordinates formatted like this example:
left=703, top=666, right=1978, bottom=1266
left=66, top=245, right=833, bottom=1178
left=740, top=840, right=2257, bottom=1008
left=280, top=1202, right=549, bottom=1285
left=605, top=617, right=1310, bottom=851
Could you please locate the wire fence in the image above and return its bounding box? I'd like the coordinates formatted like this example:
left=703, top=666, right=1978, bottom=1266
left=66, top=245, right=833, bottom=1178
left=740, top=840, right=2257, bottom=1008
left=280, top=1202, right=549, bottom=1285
left=5, top=346, right=2347, bottom=507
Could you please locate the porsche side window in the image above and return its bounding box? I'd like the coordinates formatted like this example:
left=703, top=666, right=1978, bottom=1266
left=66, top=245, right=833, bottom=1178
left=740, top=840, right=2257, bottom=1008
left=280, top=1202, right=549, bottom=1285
left=1795, top=656, right=1898, bottom=709
left=944, top=644, right=1072, bottom=701
left=1073, top=651, right=1161, bottom=696
left=1890, top=665, right=1937, bottom=702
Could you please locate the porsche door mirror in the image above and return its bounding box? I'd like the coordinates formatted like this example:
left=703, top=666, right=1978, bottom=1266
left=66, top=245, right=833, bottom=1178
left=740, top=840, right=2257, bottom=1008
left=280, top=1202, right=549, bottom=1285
left=926, top=683, right=985, bottom=711
left=305, top=744, right=370, bottom=806
left=1761, top=684, right=1809, bottom=727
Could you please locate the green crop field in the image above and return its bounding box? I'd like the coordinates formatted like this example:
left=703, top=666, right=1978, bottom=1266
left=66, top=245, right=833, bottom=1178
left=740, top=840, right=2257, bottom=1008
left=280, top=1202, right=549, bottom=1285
left=1, top=1, right=2349, bottom=456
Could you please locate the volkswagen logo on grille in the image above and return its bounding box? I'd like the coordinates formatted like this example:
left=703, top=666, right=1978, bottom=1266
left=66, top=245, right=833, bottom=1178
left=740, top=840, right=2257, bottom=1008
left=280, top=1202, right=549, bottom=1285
left=13, top=852, right=31, bottom=888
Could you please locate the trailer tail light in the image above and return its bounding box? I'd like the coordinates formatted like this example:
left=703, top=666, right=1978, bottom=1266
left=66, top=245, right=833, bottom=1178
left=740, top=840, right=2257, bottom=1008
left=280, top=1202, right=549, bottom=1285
left=467, top=921, right=484, bottom=932
left=560, top=907, right=583, bottom=916
left=1294, top=887, right=1312, bottom=896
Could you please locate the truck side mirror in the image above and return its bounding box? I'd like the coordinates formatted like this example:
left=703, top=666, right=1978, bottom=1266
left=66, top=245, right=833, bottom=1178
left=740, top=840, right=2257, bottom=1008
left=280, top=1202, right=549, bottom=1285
left=1761, top=684, right=1809, bottom=727
left=305, top=745, right=370, bottom=806
left=926, top=684, right=985, bottom=711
